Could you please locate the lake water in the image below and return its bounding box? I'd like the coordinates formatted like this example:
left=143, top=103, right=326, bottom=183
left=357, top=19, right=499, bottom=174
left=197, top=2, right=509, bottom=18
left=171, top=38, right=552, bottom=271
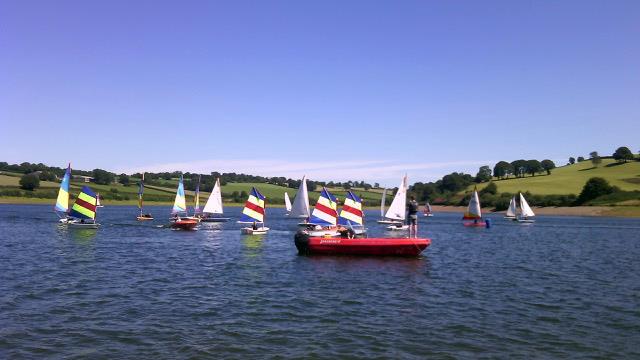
left=1, top=204, right=639, bottom=358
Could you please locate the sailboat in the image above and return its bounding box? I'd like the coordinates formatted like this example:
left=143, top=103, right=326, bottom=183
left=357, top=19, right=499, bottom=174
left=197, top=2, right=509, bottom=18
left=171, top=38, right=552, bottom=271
left=239, top=187, right=269, bottom=234
left=337, top=190, right=366, bottom=236
left=305, top=187, right=340, bottom=237
left=504, top=196, right=517, bottom=219
left=67, top=186, right=100, bottom=228
left=423, top=201, right=433, bottom=217
left=201, top=178, right=230, bottom=222
left=284, top=192, right=292, bottom=215
left=377, top=188, right=391, bottom=223
left=462, top=188, right=486, bottom=227
left=96, top=193, right=104, bottom=207
left=184, top=174, right=202, bottom=222
left=290, top=175, right=311, bottom=221
left=384, top=175, right=409, bottom=231
left=55, top=163, right=72, bottom=223
left=515, top=193, right=536, bottom=223
left=170, top=175, right=198, bottom=230
left=136, top=174, right=153, bottom=221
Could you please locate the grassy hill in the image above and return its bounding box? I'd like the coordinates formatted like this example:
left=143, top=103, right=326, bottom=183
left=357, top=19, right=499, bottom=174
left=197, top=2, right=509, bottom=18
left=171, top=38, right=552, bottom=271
left=473, top=159, right=640, bottom=195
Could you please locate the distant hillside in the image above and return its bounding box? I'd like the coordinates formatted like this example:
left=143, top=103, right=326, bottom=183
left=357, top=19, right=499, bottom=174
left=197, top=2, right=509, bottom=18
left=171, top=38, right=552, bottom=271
left=473, top=159, right=640, bottom=195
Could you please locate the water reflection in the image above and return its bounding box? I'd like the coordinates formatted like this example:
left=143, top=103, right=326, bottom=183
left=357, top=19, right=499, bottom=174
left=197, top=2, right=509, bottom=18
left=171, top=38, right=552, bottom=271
left=242, top=235, right=264, bottom=257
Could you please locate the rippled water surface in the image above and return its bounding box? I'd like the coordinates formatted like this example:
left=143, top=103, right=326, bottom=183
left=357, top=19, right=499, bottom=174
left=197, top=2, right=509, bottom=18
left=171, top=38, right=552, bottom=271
left=1, top=204, right=640, bottom=358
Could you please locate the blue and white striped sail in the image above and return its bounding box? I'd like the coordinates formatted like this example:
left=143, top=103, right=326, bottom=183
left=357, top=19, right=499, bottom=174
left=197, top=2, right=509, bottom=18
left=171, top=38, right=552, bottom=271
left=338, top=191, right=364, bottom=226
left=239, top=187, right=266, bottom=223
left=309, top=187, right=338, bottom=226
left=54, top=163, right=71, bottom=213
left=172, top=175, right=187, bottom=214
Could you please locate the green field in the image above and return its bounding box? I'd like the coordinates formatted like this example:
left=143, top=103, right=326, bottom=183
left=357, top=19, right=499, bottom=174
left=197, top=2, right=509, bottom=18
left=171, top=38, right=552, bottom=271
left=472, top=159, right=640, bottom=195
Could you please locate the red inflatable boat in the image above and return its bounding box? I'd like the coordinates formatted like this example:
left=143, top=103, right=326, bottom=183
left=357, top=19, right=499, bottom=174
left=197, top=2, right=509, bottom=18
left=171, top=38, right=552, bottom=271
left=294, top=232, right=431, bottom=256
left=171, top=218, right=198, bottom=230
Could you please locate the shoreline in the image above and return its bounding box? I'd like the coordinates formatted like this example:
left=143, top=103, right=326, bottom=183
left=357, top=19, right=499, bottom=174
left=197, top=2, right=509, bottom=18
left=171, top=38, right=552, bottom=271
left=1, top=197, right=639, bottom=217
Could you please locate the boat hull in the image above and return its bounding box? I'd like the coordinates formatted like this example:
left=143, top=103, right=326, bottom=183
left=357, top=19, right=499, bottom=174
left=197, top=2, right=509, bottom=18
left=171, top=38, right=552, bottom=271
left=377, top=219, right=403, bottom=225
left=137, top=215, right=154, bottom=221
left=386, top=224, right=409, bottom=231
left=241, top=227, right=269, bottom=235
left=171, top=219, right=198, bottom=230
left=67, top=222, right=99, bottom=229
left=294, top=232, right=430, bottom=256
left=200, top=217, right=230, bottom=222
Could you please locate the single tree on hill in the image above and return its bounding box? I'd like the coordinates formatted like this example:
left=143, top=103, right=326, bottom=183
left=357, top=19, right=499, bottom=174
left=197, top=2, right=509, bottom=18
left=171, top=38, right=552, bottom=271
left=493, top=161, right=513, bottom=179
left=92, top=169, right=115, bottom=185
left=575, top=177, right=615, bottom=205
left=19, top=174, right=40, bottom=190
left=475, top=166, right=492, bottom=183
left=118, top=173, right=130, bottom=186
left=569, top=157, right=575, bottom=165
left=589, top=151, right=602, bottom=167
left=511, top=160, right=527, bottom=178
left=541, top=159, right=556, bottom=175
left=613, top=146, right=634, bottom=163
left=577, top=156, right=585, bottom=162
left=525, top=160, right=543, bottom=176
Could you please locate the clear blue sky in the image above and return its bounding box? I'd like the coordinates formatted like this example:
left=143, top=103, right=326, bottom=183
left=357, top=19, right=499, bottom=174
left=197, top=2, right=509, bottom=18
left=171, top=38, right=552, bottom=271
left=1, top=0, right=638, bottom=185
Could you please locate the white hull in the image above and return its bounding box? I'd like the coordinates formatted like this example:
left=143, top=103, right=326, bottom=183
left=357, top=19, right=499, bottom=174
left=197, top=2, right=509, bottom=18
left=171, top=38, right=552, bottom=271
left=377, top=219, right=403, bottom=225
left=504, top=216, right=516, bottom=220
left=515, top=218, right=535, bottom=223
left=241, top=227, right=269, bottom=235
left=67, top=221, right=99, bottom=229
left=386, top=224, right=409, bottom=231
left=305, top=229, right=340, bottom=237
left=423, top=213, right=433, bottom=217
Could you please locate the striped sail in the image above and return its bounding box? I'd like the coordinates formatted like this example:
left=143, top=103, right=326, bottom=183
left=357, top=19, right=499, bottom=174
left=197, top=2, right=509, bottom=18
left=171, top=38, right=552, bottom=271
left=69, top=186, right=98, bottom=220
left=138, top=174, right=145, bottom=210
left=463, top=189, right=482, bottom=219
left=309, top=187, right=338, bottom=226
left=239, top=187, right=266, bottom=223
left=193, top=175, right=201, bottom=214
left=338, top=191, right=363, bottom=226
left=54, top=163, right=71, bottom=213
left=172, top=175, right=187, bottom=214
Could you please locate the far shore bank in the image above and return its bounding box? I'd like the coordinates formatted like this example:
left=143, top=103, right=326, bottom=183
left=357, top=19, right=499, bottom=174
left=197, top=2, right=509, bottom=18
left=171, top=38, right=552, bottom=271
left=2, top=197, right=639, bottom=218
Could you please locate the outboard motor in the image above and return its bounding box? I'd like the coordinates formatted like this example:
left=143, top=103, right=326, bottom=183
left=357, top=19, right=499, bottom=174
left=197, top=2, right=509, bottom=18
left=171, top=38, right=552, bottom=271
left=294, top=231, right=310, bottom=255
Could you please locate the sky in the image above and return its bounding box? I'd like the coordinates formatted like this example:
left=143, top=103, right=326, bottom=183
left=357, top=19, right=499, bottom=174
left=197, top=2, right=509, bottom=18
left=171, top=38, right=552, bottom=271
left=1, top=0, right=638, bottom=185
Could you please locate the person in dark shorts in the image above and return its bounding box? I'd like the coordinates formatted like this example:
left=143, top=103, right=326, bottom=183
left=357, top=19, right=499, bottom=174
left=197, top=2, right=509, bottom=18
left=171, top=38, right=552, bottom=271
left=407, top=196, right=419, bottom=238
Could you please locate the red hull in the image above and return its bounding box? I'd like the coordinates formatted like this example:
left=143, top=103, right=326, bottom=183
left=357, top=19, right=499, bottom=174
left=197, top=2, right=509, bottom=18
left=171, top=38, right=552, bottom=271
left=463, top=222, right=486, bottom=227
left=295, top=232, right=430, bottom=256
left=171, top=219, right=198, bottom=230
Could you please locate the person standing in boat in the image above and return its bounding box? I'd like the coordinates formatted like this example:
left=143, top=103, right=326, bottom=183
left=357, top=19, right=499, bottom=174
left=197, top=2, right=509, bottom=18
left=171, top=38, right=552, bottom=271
left=407, top=196, right=419, bottom=238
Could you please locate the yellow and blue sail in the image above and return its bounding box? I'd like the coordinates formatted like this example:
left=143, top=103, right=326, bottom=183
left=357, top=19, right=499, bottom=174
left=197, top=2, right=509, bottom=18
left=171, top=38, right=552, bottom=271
left=69, top=186, right=98, bottom=220
left=54, top=163, right=71, bottom=213
left=172, top=175, right=187, bottom=214
left=138, top=178, right=144, bottom=209
left=338, top=191, right=363, bottom=226
left=310, top=187, right=338, bottom=226
left=239, top=187, right=266, bottom=223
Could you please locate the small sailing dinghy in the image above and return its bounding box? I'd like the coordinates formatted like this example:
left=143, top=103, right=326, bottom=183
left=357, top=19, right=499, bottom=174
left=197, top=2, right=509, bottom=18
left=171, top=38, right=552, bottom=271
left=290, top=176, right=311, bottom=225
left=96, top=193, right=104, bottom=208
left=384, top=175, right=409, bottom=231
left=303, top=187, right=340, bottom=237
left=463, top=188, right=486, bottom=227
left=515, top=193, right=536, bottom=223
left=136, top=174, right=153, bottom=221
left=337, top=190, right=367, bottom=236
left=284, top=192, right=292, bottom=215
left=170, top=175, right=198, bottom=230
left=376, top=188, right=395, bottom=224
left=423, top=201, right=433, bottom=217
left=67, top=186, right=100, bottom=229
left=182, top=175, right=202, bottom=222
left=239, top=187, right=269, bottom=234
left=200, top=178, right=230, bottom=222
left=55, top=163, right=72, bottom=224
left=504, top=196, right=517, bottom=219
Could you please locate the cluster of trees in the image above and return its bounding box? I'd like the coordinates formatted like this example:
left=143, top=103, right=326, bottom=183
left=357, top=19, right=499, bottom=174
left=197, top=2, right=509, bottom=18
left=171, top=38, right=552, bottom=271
left=570, top=146, right=637, bottom=167
left=410, top=172, right=475, bottom=204
left=492, top=159, right=556, bottom=180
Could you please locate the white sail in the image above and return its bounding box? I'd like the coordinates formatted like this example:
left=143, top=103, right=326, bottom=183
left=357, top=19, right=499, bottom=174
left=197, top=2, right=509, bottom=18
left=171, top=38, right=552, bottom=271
left=385, top=176, right=408, bottom=220
left=96, top=193, right=102, bottom=207
left=506, top=196, right=517, bottom=217
left=464, top=190, right=482, bottom=219
left=289, top=176, right=310, bottom=218
left=202, top=178, right=224, bottom=214
left=380, top=188, right=387, bottom=217
left=284, top=192, right=292, bottom=212
left=519, top=193, right=535, bottom=217
left=426, top=201, right=432, bottom=213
